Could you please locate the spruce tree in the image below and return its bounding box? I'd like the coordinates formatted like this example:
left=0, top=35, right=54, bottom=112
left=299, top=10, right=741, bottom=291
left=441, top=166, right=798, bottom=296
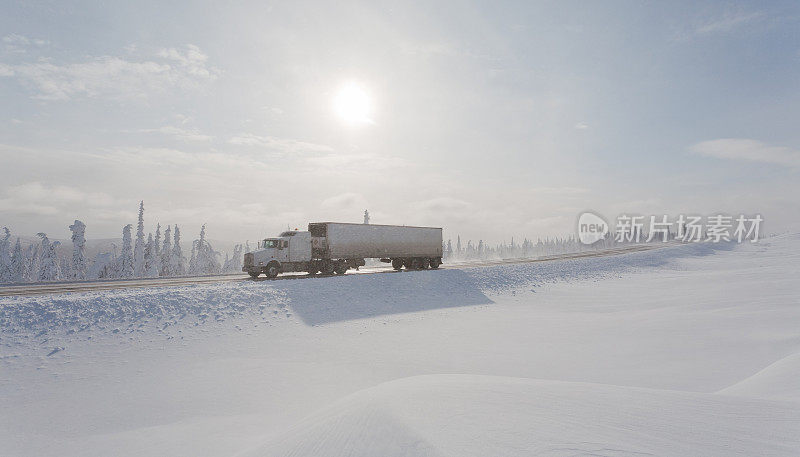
left=172, top=225, right=185, bottom=275
left=119, top=224, right=134, bottom=278
left=69, top=220, right=87, bottom=280
left=134, top=201, right=146, bottom=277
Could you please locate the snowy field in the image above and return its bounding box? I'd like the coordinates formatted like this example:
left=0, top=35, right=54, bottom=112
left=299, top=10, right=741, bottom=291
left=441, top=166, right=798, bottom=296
left=1, top=235, right=799, bottom=456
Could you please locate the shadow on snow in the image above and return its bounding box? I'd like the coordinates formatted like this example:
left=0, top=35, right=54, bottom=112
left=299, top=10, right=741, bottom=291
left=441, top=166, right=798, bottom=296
left=273, top=269, right=494, bottom=326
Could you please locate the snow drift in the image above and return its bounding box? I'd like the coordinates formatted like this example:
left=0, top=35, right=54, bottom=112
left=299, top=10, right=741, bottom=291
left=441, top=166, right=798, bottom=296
left=246, top=374, right=800, bottom=457
left=2, top=236, right=798, bottom=457
left=718, top=352, right=800, bottom=402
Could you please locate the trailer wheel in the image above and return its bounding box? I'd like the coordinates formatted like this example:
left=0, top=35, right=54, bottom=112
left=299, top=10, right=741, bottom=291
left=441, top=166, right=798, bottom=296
left=421, top=258, right=431, bottom=269
left=334, top=262, right=348, bottom=275
left=248, top=271, right=260, bottom=279
left=265, top=262, right=280, bottom=279
left=407, top=258, right=421, bottom=270
left=321, top=262, right=335, bottom=275
left=429, top=258, right=441, bottom=269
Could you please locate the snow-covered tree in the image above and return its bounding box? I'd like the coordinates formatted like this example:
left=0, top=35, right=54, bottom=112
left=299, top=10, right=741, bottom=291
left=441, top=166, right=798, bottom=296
left=37, top=233, right=61, bottom=282
left=0, top=227, right=10, bottom=282
left=161, top=225, right=172, bottom=276
left=134, top=201, right=146, bottom=277
left=363, top=209, right=370, bottom=224
left=223, top=244, right=243, bottom=272
left=60, top=255, right=73, bottom=280
left=144, top=233, right=158, bottom=277
left=69, top=220, right=87, bottom=280
left=91, top=252, right=113, bottom=279
left=171, top=225, right=185, bottom=276
left=118, top=224, right=134, bottom=278
left=188, top=240, right=197, bottom=274
left=10, top=238, right=25, bottom=283
left=22, top=243, right=36, bottom=282
left=153, top=223, right=162, bottom=275
left=191, top=225, right=221, bottom=275
left=231, top=244, right=243, bottom=272
left=196, top=225, right=209, bottom=272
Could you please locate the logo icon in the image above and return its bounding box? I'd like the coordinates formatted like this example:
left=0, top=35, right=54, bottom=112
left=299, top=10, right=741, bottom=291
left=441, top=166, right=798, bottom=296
left=577, top=211, right=609, bottom=245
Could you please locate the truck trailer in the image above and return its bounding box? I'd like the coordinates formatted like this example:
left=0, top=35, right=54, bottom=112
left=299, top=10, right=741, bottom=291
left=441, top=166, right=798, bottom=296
left=243, top=222, right=443, bottom=278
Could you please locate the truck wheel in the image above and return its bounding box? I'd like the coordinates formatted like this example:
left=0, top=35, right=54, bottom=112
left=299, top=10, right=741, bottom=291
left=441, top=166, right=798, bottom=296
left=429, top=258, right=441, bottom=269
left=265, top=262, right=280, bottom=278
left=421, top=258, right=430, bottom=269
left=391, top=259, right=403, bottom=270
left=249, top=271, right=260, bottom=278
left=321, top=262, right=335, bottom=275
left=334, top=262, right=348, bottom=275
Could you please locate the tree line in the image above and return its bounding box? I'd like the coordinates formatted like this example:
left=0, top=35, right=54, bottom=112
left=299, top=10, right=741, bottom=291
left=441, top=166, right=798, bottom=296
left=0, top=201, right=244, bottom=284
left=442, top=231, right=635, bottom=261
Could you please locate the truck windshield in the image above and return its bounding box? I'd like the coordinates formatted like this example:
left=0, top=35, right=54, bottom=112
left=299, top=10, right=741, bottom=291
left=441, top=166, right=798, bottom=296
left=261, top=239, right=278, bottom=248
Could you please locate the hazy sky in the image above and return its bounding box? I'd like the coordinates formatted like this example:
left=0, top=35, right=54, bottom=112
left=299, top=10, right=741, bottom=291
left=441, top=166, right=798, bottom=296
left=1, top=1, right=799, bottom=244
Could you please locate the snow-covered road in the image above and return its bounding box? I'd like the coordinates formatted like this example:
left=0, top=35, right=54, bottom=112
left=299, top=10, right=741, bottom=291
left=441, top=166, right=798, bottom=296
left=0, top=243, right=662, bottom=297
left=1, top=236, right=798, bottom=456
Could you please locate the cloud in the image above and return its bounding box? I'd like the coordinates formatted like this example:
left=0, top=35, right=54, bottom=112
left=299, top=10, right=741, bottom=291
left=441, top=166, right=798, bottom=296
left=156, top=44, right=215, bottom=79
left=671, top=9, right=765, bottom=42
left=0, top=182, right=118, bottom=217
left=691, top=138, right=800, bottom=168
left=2, top=34, right=48, bottom=53
left=525, top=215, right=567, bottom=229
left=96, top=147, right=257, bottom=174
left=228, top=133, right=334, bottom=155
left=694, top=10, right=763, bottom=35
left=0, top=44, right=217, bottom=100
left=411, top=197, right=471, bottom=214
left=139, top=126, right=214, bottom=142
left=0, top=199, right=59, bottom=216
left=321, top=192, right=368, bottom=211
left=398, top=41, right=457, bottom=57
left=530, top=186, right=589, bottom=196
left=3, top=182, right=117, bottom=206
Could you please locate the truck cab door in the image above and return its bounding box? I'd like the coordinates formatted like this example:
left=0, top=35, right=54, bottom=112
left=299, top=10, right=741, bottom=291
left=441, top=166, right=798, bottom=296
left=276, top=240, right=290, bottom=263
left=289, top=233, right=312, bottom=262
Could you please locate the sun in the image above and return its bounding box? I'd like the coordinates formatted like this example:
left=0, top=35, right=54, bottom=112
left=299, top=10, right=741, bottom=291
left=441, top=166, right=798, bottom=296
left=333, top=82, right=372, bottom=125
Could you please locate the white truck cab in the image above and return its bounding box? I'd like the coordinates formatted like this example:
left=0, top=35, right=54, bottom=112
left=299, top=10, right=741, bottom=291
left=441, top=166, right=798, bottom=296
left=246, top=231, right=312, bottom=278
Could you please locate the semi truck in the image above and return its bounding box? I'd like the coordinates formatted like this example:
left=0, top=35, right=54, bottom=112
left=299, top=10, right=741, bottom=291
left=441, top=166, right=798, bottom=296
left=243, top=222, right=443, bottom=278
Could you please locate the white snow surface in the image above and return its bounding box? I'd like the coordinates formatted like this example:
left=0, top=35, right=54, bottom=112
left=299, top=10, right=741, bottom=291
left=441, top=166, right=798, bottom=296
left=1, top=236, right=799, bottom=456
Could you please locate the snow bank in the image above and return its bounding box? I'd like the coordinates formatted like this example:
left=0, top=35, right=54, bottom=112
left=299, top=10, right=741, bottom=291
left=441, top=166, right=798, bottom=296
left=0, top=242, right=733, bottom=344
left=0, top=282, right=289, bottom=345
left=465, top=241, right=734, bottom=294
left=246, top=374, right=800, bottom=457
left=718, top=352, right=800, bottom=402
